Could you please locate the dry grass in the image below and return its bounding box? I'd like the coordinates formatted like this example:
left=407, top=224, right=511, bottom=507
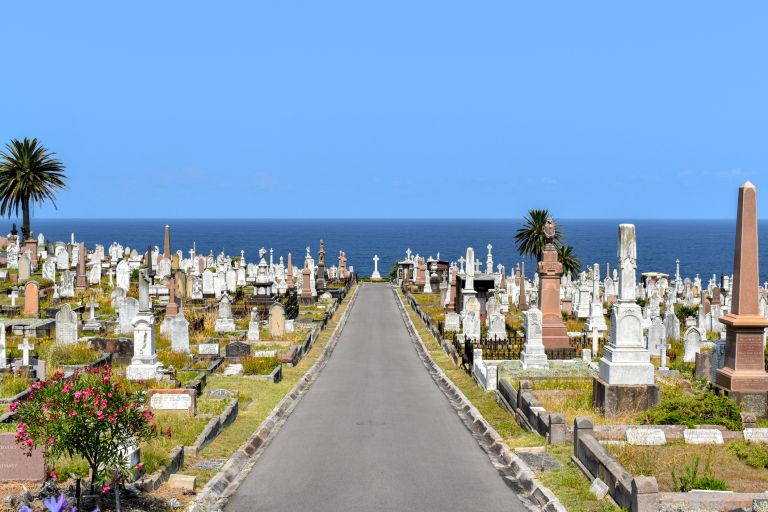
left=606, top=441, right=768, bottom=492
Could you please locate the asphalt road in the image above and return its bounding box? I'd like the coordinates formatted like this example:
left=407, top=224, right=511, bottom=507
left=225, top=284, right=524, bottom=511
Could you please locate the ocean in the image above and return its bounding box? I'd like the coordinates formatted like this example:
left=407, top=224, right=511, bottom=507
left=13, top=218, right=768, bottom=284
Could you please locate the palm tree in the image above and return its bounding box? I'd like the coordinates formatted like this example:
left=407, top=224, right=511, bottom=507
left=556, top=244, right=581, bottom=277
left=514, top=209, right=563, bottom=261
left=0, top=138, right=67, bottom=240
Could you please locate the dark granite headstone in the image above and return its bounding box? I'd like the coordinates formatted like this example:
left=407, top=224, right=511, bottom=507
left=0, top=433, right=46, bottom=481
left=225, top=341, right=250, bottom=359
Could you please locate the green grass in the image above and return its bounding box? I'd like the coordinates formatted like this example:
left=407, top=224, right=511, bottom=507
left=0, top=374, right=30, bottom=397
left=539, top=445, right=621, bottom=512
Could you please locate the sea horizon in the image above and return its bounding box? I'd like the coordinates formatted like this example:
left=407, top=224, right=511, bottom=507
left=5, top=218, right=767, bottom=284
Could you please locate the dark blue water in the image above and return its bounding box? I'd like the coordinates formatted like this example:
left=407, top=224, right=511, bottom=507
left=11, top=219, right=768, bottom=283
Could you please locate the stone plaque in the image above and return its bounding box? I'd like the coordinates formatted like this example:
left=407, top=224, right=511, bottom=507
left=149, top=389, right=196, bottom=416
left=683, top=429, right=723, bottom=445
left=744, top=428, right=768, bottom=443
left=626, top=428, right=666, bottom=446
left=589, top=477, right=609, bottom=499
left=226, top=341, right=250, bottom=359
left=198, top=343, right=220, bottom=356
left=0, top=433, right=46, bottom=481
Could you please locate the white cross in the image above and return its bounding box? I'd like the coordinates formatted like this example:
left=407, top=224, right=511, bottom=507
left=405, top=248, right=412, bottom=261
left=458, top=256, right=465, bottom=272
left=373, top=254, right=380, bottom=271
left=19, top=338, right=34, bottom=366
left=9, top=290, right=18, bottom=308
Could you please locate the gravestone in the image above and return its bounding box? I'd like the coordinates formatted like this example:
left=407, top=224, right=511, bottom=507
left=683, top=327, right=704, bottom=363
left=18, top=253, right=31, bottom=281
left=118, top=297, right=139, bottom=334
left=683, top=429, right=723, bottom=445
left=111, top=286, right=126, bottom=308
left=269, top=303, right=286, bottom=338
left=444, top=312, right=460, bottom=332
left=170, top=313, right=190, bottom=353
left=202, top=269, right=215, bottom=295
left=626, top=428, right=666, bottom=446
left=191, top=275, right=203, bottom=300
left=487, top=314, right=507, bottom=341
left=89, top=262, right=101, bottom=286
left=247, top=308, right=261, bottom=342
left=521, top=307, right=548, bottom=369
left=744, top=428, right=768, bottom=443
left=55, top=303, right=78, bottom=344
left=226, top=341, right=250, bottom=359
left=149, top=389, right=196, bottom=416
left=214, top=293, right=236, bottom=333
left=116, top=260, right=130, bottom=291
left=198, top=342, right=220, bottom=356
left=0, top=433, right=46, bottom=481
left=42, top=258, right=56, bottom=282
left=23, top=281, right=39, bottom=317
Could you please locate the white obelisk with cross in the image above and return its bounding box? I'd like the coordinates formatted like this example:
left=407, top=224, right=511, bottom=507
left=371, top=255, right=381, bottom=280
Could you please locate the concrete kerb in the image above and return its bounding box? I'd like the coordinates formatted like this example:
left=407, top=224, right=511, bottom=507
left=392, top=288, right=567, bottom=512
left=192, top=284, right=361, bottom=511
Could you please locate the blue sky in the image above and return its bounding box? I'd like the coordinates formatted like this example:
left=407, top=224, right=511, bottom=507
left=1, top=2, right=766, bottom=219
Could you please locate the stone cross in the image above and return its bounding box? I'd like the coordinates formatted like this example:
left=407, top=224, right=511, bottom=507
left=10, top=290, right=17, bottom=308
left=19, top=338, right=34, bottom=366
left=373, top=255, right=379, bottom=273
left=405, top=248, right=412, bottom=261
left=458, top=256, right=465, bottom=273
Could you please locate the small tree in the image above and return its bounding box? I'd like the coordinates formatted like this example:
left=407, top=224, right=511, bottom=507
left=11, top=365, right=157, bottom=493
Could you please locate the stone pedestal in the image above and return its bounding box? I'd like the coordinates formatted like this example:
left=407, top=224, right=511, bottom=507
left=598, top=303, right=654, bottom=385
left=126, top=312, right=162, bottom=381
left=592, top=377, right=660, bottom=416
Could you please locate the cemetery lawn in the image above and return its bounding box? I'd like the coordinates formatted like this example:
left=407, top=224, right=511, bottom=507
left=396, top=290, right=620, bottom=512
left=605, top=441, right=768, bottom=492
left=175, top=285, right=358, bottom=489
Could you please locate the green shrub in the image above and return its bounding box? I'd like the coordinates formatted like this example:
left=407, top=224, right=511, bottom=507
left=240, top=356, right=279, bottom=375
left=671, top=452, right=728, bottom=492
left=728, top=441, right=768, bottom=469
left=636, top=389, right=743, bottom=430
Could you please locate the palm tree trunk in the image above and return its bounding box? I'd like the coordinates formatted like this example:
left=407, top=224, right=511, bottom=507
left=21, top=199, right=30, bottom=241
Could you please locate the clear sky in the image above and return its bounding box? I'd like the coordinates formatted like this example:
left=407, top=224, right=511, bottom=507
left=1, top=2, right=766, bottom=219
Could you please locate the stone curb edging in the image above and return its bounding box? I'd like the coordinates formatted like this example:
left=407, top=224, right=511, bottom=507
left=392, top=288, right=567, bottom=512
left=191, top=284, right=361, bottom=511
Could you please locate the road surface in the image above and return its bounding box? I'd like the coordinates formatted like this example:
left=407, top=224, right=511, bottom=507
left=225, top=284, right=524, bottom=511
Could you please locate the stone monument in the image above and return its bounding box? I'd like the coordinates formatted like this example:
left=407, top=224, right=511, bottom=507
left=537, top=218, right=570, bottom=350
left=594, top=224, right=658, bottom=416
left=126, top=266, right=163, bottom=381
left=715, top=182, right=768, bottom=416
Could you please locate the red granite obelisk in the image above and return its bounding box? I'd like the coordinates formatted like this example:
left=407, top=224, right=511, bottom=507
left=716, top=181, right=768, bottom=415
left=537, top=217, right=570, bottom=350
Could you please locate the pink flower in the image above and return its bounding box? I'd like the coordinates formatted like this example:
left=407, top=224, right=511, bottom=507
left=48, top=437, right=55, bottom=445
left=9, top=402, right=18, bottom=412
left=102, top=485, right=110, bottom=494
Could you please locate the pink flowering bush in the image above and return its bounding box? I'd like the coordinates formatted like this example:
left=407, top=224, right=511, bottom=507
left=11, top=366, right=157, bottom=493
